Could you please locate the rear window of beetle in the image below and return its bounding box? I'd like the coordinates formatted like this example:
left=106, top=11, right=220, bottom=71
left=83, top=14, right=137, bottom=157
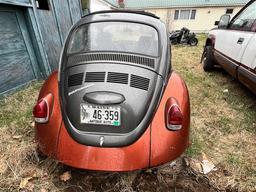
left=67, top=22, right=159, bottom=57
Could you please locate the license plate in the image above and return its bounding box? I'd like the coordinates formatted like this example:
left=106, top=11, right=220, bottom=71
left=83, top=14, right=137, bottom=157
left=80, top=103, right=121, bottom=126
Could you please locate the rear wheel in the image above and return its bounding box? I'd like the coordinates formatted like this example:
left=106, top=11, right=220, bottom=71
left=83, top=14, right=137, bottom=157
left=189, top=38, right=198, bottom=46
left=203, top=46, right=215, bottom=72
left=170, top=39, right=178, bottom=45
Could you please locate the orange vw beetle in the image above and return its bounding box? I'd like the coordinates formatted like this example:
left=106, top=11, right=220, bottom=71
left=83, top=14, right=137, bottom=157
left=33, top=10, right=190, bottom=171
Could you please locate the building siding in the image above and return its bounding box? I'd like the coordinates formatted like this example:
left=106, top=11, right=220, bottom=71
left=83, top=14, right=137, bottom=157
left=0, top=0, right=82, bottom=95
left=105, top=0, right=249, bottom=9
left=146, top=6, right=242, bottom=32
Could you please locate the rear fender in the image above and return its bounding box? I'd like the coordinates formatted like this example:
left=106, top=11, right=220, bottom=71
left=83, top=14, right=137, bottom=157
left=150, top=72, right=190, bottom=167
left=35, top=71, right=62, bottom=157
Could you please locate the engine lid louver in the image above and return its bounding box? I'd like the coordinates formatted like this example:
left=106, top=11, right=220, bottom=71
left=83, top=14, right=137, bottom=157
left=68, top=53, right=155, bottom=69
left=68, top=72, right=150, bottom=91
left=85, top=72, right=105, bottom=82
left=130, top=74, right=150, bottom=91
left=107, top=72, right=129, bottom=84
left=68, top=73, right=84, bottom=87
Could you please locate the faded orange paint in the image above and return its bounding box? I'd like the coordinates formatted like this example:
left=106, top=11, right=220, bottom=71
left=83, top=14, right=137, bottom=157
left=34, top=71, right=190, bottom=171
left=57, top=122, right=151, bottom=171
left=150, top=72, right=190, bottom=167
left=35, top=71, right=62, bottom=158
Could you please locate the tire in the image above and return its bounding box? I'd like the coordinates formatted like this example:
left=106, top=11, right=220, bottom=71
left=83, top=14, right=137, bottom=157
left=170, top=39, right=178, bottom=45
left=203, top=46, right=215, bottom=72
left=189, top=38, right=198, bottom=46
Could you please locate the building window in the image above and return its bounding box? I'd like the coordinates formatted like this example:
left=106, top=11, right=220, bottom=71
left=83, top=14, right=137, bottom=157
left=174, top=10, right=197, bottom=20
left=191, top=10, right=196, bottom=19
left=174, top=10, right=179, bottom=20
left=180, top=10, right=190, bottom=19
left=35, top=0, right=50, bottom=10
left=226, top=8, right=234, bottom=14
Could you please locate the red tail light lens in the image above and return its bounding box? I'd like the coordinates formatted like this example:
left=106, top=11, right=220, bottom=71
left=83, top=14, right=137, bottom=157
left=166, top=103, right=183, bottom=131
left=33, top=99, right=49, bottom=123
left=168, top=105, right=183, bottom=125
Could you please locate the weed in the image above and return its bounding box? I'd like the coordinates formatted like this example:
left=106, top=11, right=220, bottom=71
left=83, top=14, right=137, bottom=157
left=227, top=153, right=240, bottom=165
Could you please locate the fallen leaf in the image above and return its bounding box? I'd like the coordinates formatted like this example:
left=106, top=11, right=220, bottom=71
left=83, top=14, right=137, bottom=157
left=223, top=89, right=229, bottom=93
left=184, top=157, right=203, bottom=173
left=60, top=171, right=71, bottom=182
left=201, top=153, right=216, bottom=174
left=26, top=181, right=35, bottom=191
left=169, top=161, right=177, bottom=168
left=191, top=160, right=203, bottom=173
left=30, top=121, right=35, bottom=128
left=12, top=135, right=23, bottom=139
left=30, top=170, right=38, bottom=179
left=0, top=158, right=7, bottom=174
left=19, top=177, right=33, bottom=189
left=184, top=157, right=190, bottom=166
left=201, top=160, right=216, bottom=174
left=41, top=172, right=48, bottom=180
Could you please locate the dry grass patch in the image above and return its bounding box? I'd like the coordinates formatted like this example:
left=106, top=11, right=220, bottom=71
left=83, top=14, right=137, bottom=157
left=0, top=35, right=255, bottom=191
left=0, top=82, right=59, bottom=191
left=173, top=34, right=256, bottom=191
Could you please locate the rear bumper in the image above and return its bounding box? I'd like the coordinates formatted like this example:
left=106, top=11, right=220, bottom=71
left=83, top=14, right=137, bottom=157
left=56, top=121, right=151, bottom=171
left=35, top=71, right=190, bottom=171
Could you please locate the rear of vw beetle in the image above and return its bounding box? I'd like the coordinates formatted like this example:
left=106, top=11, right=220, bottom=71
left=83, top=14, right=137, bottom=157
left=33, top=11, right=190, bottom=171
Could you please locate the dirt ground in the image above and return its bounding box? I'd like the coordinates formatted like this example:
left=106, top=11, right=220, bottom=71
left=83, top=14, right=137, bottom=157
left=0, top=35, right=255, bottom=191
left=42, top=157, right=220, bottom=192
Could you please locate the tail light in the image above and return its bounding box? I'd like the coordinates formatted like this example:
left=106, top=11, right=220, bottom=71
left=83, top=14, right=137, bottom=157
left=33, top=99, right=49, bottom=123
left=165, top=98, right=183, bottom=131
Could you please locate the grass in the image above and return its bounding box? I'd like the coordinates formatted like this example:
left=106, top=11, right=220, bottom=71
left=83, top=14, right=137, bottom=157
left=173, top=34, right=256, bottom=191
left=227, top=154, right=240, bottom=166
left=0, top=35, right=255, bottom=191
left=185, top=134, right=203, bottom=157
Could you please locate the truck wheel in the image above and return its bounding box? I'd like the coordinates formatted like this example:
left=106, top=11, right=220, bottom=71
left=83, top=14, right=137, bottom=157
left=203, top=46, right=215, bottom=72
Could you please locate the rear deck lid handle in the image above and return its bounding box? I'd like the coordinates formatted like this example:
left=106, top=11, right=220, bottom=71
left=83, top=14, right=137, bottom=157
left=83, top=91, right=125, bottom=105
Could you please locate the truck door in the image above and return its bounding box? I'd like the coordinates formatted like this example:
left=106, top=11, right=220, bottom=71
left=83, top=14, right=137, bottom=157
left=235, top=2, right=256, bottom=93
left=214, top=1, right=256, bottom=77
left=241, top=33, right=256, bottom=70
left=238, top=32, right=256, bottom=93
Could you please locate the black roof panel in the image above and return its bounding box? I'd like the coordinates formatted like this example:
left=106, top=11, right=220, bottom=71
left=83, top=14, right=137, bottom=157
left=82, top=9, right=160, bottom=19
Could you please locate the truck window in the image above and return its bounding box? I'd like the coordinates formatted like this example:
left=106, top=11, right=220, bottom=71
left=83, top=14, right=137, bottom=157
left=229, top=1, right=256, bottom=31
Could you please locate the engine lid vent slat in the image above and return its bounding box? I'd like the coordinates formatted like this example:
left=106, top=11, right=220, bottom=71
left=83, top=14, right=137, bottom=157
left=68, top=53, right=155, bottom=69
left=85, top=72, right=106, bottom=82
left=68, top=73, right=84, bottom=87
left=68, top=72, right=150, bottom=91
left=107, top=72, right=129, bottom=84
left=130, top=74, right=150, bottom=91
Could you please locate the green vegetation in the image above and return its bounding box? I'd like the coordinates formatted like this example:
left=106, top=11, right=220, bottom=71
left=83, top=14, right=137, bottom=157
left=0, top=35, right=255, bottom=191
left=173, top=34, right=256, bottom=191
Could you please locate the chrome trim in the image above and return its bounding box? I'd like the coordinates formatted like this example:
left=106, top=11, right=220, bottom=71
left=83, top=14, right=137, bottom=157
left=68, top=84, right=94, bottom=96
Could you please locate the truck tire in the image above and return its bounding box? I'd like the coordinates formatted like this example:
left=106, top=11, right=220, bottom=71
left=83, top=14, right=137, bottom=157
left=203, top=46, right=215, bottom=71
